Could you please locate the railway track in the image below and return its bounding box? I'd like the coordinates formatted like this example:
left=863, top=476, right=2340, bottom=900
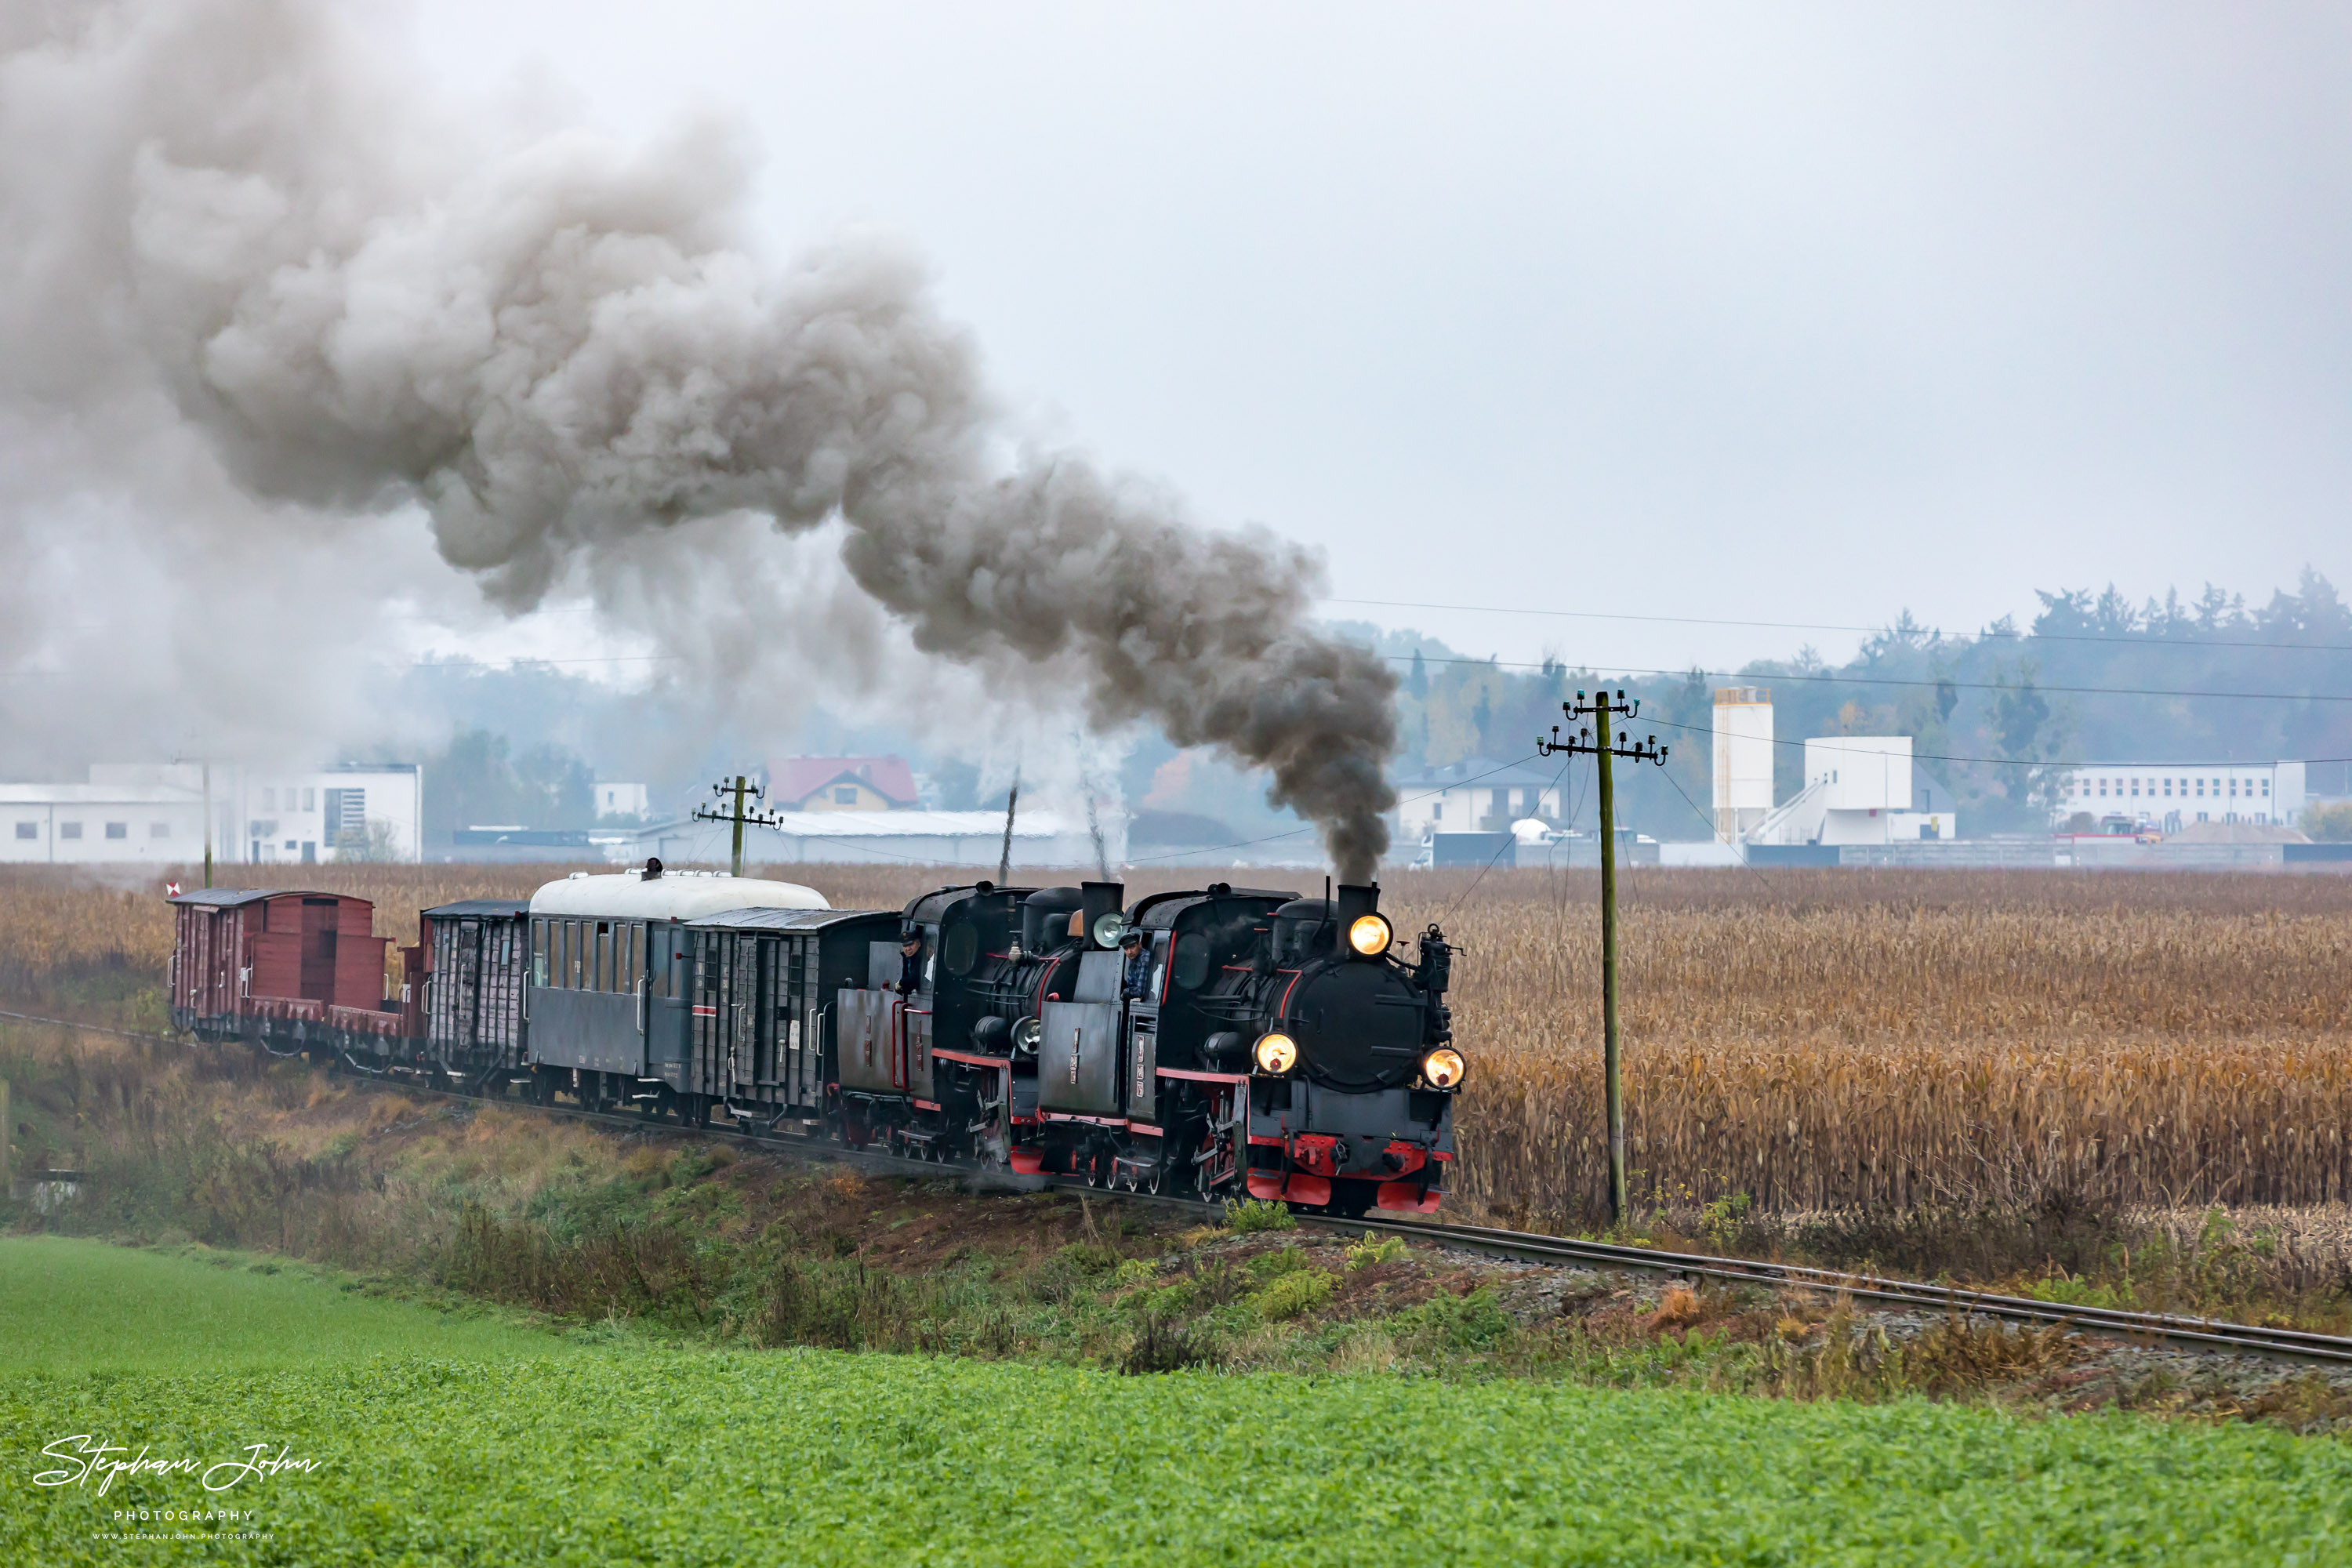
left=12, top=1004, right=2352, bottom=1369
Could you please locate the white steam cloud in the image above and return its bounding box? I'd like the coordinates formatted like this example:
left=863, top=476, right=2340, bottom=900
left=0, top=0, right=1397, bottom=877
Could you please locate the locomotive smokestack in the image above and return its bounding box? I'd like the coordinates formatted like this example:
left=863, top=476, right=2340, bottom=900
left=0, top=0, right=1398, bottom=880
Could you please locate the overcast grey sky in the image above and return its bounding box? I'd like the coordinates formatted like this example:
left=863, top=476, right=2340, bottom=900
left=407, top=2, right=2350, bottom=676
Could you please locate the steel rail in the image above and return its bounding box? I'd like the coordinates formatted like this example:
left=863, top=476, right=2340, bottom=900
left=10, top=1005, right=2351, bottom=1367
left=1298, top=1214, right=2352, bottom=1367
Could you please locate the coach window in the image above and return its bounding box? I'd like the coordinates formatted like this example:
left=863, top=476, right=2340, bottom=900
left=621, top=923, right=641, bottom=993
left=593, top=920, right=611, bottom=991
left=531, top=920, right=548, bottom=985
left=651, top=927, right=671, bottom=999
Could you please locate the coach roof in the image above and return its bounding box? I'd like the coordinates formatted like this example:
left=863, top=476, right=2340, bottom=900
left=684, top=907, right=895, bottom=932
left=423, top=898, right=533, bottom=919
left=528, top=872, right=828, bottom=921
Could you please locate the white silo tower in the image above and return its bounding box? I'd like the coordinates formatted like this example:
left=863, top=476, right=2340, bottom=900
left=1711, top=687, right=1774, bottom=842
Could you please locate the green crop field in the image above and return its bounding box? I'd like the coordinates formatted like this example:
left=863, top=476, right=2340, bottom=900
left=0, top=1237, right=570, bottom=1374
left=5, top=1240, right=2351, bottom=1565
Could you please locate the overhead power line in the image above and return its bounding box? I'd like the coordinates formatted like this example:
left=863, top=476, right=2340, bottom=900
left=1380, top=653, right=2352, bottom=706
left=1627, top=712, right=2352, bottom=772
left=1324, top=596, right=2352, bottom=655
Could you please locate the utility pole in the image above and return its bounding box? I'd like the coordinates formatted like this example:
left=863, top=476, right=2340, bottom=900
left=691, top=775, right=781, bottom=878
left=996, top=771, right=1020, bottom=885
left=1537, top=689, right=1668, bottom=1226
left=201, top=757, right=213, bottom=889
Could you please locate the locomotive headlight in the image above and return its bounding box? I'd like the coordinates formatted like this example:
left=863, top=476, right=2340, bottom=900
left=1347, top=913, right=1393, bottom=956
left=1254, top=1033, right=1299, bottom=1074
left=1419, top=1047, right=1466, bottom=1090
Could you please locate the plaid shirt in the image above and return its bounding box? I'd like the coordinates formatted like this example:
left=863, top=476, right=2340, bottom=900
left=1121, top=947, right=1155, bottom=999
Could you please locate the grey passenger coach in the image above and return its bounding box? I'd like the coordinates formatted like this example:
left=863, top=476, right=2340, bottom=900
left=522, top=866, right=830, bottom=1120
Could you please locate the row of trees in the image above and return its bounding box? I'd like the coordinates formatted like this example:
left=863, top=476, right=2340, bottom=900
left=419, top=730, right=601, bottom=842
left=1387, top=569, right=2352, bottom=839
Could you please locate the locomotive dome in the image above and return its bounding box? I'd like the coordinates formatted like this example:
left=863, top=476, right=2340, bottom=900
left=528, top=871, right=828, bottom=920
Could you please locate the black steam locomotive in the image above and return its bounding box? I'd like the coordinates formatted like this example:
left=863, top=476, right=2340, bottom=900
left=169, top=870, right=1463, bottom=1215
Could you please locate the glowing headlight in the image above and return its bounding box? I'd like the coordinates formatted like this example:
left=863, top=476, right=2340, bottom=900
left=1254, top=1033, right=1298, bottom=1074
left=1420, top=1047, right=1466, bottom=1090
left=1348, top=913, right=1393, bottom=956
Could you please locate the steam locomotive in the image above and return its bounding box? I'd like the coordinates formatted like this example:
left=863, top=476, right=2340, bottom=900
left=168, top=868, right=1462, bottom=1214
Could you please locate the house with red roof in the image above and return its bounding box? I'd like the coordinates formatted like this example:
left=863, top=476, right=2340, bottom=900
left=768, top=757, right=921, bottom=812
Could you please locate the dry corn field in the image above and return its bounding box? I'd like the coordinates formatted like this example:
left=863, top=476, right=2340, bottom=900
left=5, top=862, right=2350, bottom=1225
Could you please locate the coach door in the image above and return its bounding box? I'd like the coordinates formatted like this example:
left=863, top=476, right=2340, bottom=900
left=778, top=935, right=822, bottom=1110
left=728, top=934, right=775, bottom=1096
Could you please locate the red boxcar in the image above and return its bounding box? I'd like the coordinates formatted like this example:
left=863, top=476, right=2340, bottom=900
left=169, top=888, right=408, bottom=1053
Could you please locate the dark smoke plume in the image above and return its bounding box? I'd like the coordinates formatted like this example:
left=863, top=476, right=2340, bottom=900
left=0, top=0, right=1397, bottom=877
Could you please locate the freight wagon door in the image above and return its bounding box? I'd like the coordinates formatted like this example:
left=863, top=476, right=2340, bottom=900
left=299, top=898, right=339, bottom=1001
left=450, top=920, right=483, bottom=1051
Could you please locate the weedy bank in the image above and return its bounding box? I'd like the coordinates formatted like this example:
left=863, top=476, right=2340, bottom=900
left=6, top=1017, right=2352, bottom=1429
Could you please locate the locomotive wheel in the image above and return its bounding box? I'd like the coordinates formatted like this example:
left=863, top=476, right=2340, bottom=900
left=1144, top=1160, right=1169, bottom=1197
left=1084, top=1149, right=1109, bottom=1189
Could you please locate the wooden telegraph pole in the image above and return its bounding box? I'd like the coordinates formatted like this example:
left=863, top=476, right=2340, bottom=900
left=691, top=776, right=781, bottom=877
left=996, top=771, right=1021, bottom=885
left=1538, top=690, right=1668, bottom=1226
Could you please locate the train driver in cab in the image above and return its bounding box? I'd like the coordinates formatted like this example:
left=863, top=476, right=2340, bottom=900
left=1120, top=927, right=1154, bottom=1000
left=895, top=929, right=926, bottom=996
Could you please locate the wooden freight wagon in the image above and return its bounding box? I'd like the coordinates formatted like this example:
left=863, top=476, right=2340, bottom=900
left=169, top=888, right=405, bottom=1055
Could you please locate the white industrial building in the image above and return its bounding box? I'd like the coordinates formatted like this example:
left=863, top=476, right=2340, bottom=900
left=0, top=782, right=209, bottom=866
left=1392, top=759, right=1566, bottom=845
left=2054, top=761, right=2304, bottom=831
left=1711, top=687, right=1774, bottom=840
left=1714, top=704, right=1960, bottom=847
left=0, top=763, right=423, bottom=865
left=594, top=782, right=652, bottom=820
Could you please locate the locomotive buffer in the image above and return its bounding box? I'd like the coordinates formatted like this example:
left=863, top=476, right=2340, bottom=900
left=1537, top=691, right=1667, bottom=1225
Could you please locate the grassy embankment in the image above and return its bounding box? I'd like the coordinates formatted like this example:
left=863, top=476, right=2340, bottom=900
left=5, top=1236, right=2351, bottom=1566
left=5, top=1011, right=2350, bottom=1428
